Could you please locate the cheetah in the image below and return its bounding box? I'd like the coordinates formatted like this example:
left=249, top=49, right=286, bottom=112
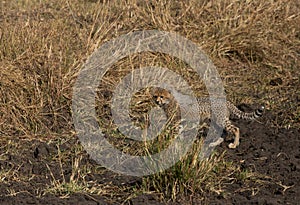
left=151, top=87, right=264, bottom=149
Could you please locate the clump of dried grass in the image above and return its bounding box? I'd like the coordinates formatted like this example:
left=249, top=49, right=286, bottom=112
left=0, top=0, right=299, bottom=137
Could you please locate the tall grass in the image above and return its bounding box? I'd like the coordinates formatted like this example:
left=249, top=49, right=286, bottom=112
left=1, top=0, right=298, bottom=138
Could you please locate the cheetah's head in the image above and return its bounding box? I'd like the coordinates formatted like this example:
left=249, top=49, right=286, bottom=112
left=151, top=87, right=173, bottom=106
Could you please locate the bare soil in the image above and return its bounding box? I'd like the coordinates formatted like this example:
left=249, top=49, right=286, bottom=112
left=0, top=110, right=299, bottom=204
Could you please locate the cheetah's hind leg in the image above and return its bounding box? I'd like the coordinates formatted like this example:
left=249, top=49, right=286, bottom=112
left=227, top=125, right=240, bottom=149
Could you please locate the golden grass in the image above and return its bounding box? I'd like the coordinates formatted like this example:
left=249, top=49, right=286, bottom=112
left=1, top=0, right=299, bottom=138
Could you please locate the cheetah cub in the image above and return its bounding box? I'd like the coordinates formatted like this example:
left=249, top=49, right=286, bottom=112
left=151, top=87, right=264, bottom=149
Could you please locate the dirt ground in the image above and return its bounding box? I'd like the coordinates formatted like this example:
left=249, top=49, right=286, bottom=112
left=0, top=110, right=299, bottom=205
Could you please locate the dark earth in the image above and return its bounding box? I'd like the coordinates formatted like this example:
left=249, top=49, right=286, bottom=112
left=0, top=110, right=299, bottom=205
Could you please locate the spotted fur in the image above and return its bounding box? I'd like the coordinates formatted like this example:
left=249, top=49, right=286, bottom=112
left=151, top=87, right=264, bottom=148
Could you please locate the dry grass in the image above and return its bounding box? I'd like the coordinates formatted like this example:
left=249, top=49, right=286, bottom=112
left=0, top=0, right=299, bottom=202
left=0, top=0, right=298, bottom=138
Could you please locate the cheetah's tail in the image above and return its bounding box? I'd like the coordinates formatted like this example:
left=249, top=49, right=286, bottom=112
left=227, top=102, right=264, bottom=120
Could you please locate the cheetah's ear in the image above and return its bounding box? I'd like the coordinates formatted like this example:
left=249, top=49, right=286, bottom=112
left=165, top=88, right=172, bottom=94
left=149, top=87, right=158, bottom=95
